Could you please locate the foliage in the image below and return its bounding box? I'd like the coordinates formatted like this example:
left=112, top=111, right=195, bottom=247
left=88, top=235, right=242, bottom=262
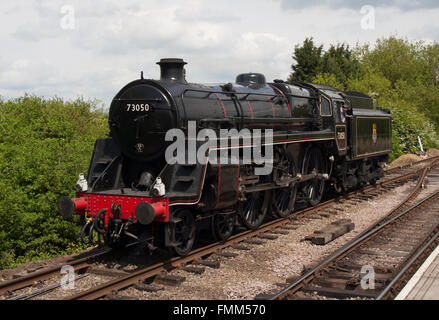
left=290, top=36, right=439, bottom=159
left=0, top=96, right=108, bottom=269
left=319, top=43, right=362, bottom=87
left=288, top=39, right=361, bottom=88
left=312, top=73, right=344, bottom=91
left=288, top=38, right=323, bottom=83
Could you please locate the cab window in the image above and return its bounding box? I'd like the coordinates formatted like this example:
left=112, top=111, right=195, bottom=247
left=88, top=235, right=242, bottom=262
left=321, top=96, right=332, bottom=116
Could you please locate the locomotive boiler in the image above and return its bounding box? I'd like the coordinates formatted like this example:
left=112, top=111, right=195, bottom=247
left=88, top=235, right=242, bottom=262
left=58, top=58, right=391, bottom=255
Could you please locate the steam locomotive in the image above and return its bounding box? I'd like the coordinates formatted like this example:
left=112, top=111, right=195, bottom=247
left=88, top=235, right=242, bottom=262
left=58, top=59, right=391, bottom=255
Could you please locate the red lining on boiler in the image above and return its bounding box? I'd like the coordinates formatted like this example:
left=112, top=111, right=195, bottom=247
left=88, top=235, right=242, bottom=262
left=266, top=96, right=275, bottom=118
left=214, top=93, right=228, bottom=117
left=268, top=84, right=292, bottom=118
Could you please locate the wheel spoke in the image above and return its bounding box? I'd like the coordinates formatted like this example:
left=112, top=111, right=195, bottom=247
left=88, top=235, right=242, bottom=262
left=239, top=190, right=268, bottom=229
left=272, top=148, right=297, bottom=218
left=303, top=147, right=325, bottom=206
left=249, top=199, right=256, bottom=223
left=213, top=213, right=234, bottom=241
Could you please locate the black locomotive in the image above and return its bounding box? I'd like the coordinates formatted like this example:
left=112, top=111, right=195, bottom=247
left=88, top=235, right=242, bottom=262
left=58, top=58, right=391, bottom=255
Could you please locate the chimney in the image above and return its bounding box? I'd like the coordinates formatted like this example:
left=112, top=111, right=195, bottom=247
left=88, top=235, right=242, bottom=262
left=156, top=58, right=187, bottom=83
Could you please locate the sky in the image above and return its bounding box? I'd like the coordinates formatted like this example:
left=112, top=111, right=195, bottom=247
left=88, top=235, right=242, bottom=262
left=0, top=0, right=438, bottom=107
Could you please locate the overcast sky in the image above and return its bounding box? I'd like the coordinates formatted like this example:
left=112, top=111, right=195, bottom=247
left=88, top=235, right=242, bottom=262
left=1, top=0, right=438, bottom=107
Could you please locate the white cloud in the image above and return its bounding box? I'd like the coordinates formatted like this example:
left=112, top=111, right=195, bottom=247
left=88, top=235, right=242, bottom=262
left=0, top=0, right=438, bottom=106
left=277, top=0, right=439, bottom=10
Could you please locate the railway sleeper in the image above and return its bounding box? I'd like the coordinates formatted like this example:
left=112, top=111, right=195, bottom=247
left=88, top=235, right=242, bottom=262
left=301, top=286, right=379, bottom=299
left=87, top=267, right=130, bottom=278
left=257, top=234, right=278, bottom=240
left=373, top=238, right=422, bottom=247
left=182, top=266, right=205, bottom=275
left=271, top=230, right=290, bottom=235
left=334, top=261, right=394, bottom=274
left=231, top=244, right=251, bottom=251
left=194, top=259, right=221, bottom=269
left=106, top=293, right=139, bottom=300
left=279, top=225, right=297, bottom=230
left=312, top=277, right=353, bottom=289
left=353, top=248, right=408, bottom=258
left=378, top=234, right=425, bottom=242
left=318, top=213, right=331, bottom=218
left=134, top=282, right=165, bottom=292
left=154, top=274, right=186, bottom=287
left=245, top=239, right=265, bottom=245
left=216, top=252, right=238, bottom=258
left=323, top=270, right=392, bottom=282
left=366, top=244, right=417, bottom=253
left=313, top=276, right=388, bottom=290
left=305, top=221, right=355, bottom=245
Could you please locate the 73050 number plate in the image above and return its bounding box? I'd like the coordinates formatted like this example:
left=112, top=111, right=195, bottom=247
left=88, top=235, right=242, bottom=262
left=126, top=103, right=150, bottom=112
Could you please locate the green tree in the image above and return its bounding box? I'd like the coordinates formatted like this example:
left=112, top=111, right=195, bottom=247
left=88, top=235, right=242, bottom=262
left=320, top=44, right=361, bottom=88
left=312, top=73, right=344, bottom=90
left=290, top=39, right=360, bottom=88
left=288, top=38, right=323, bottom=83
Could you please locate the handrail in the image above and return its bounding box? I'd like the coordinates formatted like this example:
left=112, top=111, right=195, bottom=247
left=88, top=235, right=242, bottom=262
left=181, top=87, right=278, bottom=100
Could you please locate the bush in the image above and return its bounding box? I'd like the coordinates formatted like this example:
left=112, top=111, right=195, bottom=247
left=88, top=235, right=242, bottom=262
left=0, top=95, right=108, bottom=269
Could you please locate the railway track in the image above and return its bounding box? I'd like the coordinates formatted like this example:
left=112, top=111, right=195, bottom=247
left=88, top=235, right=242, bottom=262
left=0, top=247, right=111, bottom=298
left=384, top=156, right=436, bottom=175
left=2, top=156, right=437, bottom=300
left=265, top=163, right=439, bottom=300
left=60, top=159, right=436, bottom=300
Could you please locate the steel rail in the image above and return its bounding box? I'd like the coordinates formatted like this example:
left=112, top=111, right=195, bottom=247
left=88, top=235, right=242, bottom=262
left=269, top=167, right=438, bottom=300
left=352, top=158, right=439, bottom=235
left=0, top=248, right=111, bottom=296
left=377, top=228, right=439, bottom=300
left=7, top=274, right=90, bottom=300
left=385, top=155, right=439, bottom=174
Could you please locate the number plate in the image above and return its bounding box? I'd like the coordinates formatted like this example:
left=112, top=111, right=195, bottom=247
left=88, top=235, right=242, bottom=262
left=125, top=103, right=151, bottom=112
